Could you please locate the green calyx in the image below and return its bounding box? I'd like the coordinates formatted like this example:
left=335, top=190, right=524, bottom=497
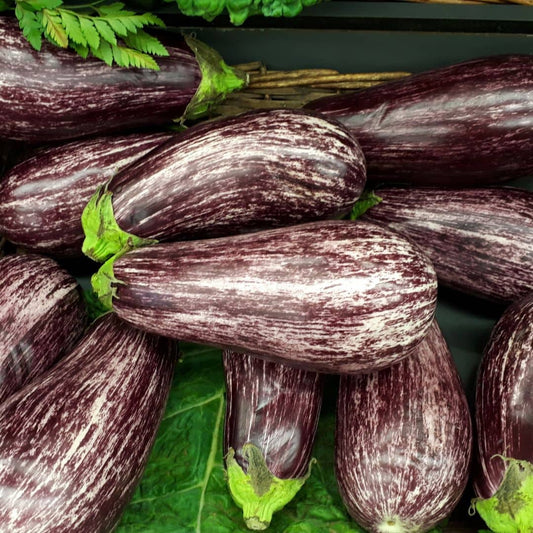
left=472, top=457, right=533, bottom=533
left=349, top=189, right=383, bottom=220
left=183, top=35, right=248, bottom=122
left=225, top=444, right=314, bottom=531
left=81, top=183, right=158, bottom=263
left=90, top=254, right=124, bottom=313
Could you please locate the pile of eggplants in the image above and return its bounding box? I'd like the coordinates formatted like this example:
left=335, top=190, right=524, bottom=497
left=0, top=28, right=532, bottom=533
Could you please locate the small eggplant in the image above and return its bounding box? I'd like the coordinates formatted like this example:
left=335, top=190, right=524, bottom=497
left=0, top=253, right=87, bottom=403
left=81, top=108, right=367, bottom=263
left=360, top=186, right=533, bottom=303
left=223, top=350, right=323, bottom=530
left=91, top=219, right=438, bottom=374
left=0, top=313, right=176, bottom=532
left=305, top=54, right=533, bottom=185
left=0, top=132, right=172, bottom=257
left=472, top=291, right=533, bottom=532
left=0, top=16, right=245, bottom=141
left=336, top=319, right=472, bottom=533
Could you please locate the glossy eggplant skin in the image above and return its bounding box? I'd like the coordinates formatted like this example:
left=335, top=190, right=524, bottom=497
left=0, top=313, right=176, bottom=532
left=0, top=16, right=202, bottom=142
left=305, top=55, right=533, bottom=185
left=96, top=219, right=438, bottom=374
left=223, top=350, right=323, bottom=479
left=335, top=319, right=472, bottom=533
left=82, top=108, right=367, bottom=262
left=0, top=253, right=87, bottom=404
left=0, top=132, right=172, bottom=257
left=360, top=186, right=533, bottom=303
left=473, top=292, right=533, bottom=501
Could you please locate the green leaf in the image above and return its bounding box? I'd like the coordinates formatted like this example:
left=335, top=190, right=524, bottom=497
left=0, top=0, right=12, bottom=12
left=97, top=2, right=127, bottom=15
left=59, top=10, right=86, bottom=46
left=111, top=44, right=160, bottom=70
left=93, top=18, right=117, bottom=45
left=79, top=15, right=99, bottom=49
left=91, top=38, right=112, bottom=65
left=42, top=8, right=68, bottom=47
left=15, top=4, right=43, bottom=50
left=123, top=30, right=169, bottom=57
left=104, top=16, right=128, bottom=36
left=115, top=346, right=364, bottom=533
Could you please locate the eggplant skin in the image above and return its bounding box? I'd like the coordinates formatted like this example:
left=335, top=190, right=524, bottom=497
left=305, top=54, right=533, bottom=185
left=0, top=314, right=176, bottom=533
left=473, top=292, right=533, bottom=500
left=105, top=108, right=366, bottom=243
left=223, top=350, right=323, bottom=480
left=102, top=219, right=438, bottom=374
left=335, top=320, right=472, bottom=533
left=361, top=186, right=533, bottom=303
left=0, top=253, right=87, bottom=404
left=0, top=132, right=172, bottom=257
left=0, top=16, right=201, bottom=141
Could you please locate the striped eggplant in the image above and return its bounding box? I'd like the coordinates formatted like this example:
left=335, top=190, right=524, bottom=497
left=0, top=16, right=246, bottom=142
left=0, top=253, right=87, bottom=404
left=91, top=219, right=438, bottom=374
left=336, top=319, right=472, bottom=533
left=223, top=350, right=323, bottom=530
left=360, top=186, right=533, bottom=303
left=472, top=291, right=533, bottom=532
left=81, top=108, right=367, bottom=263
left=0, top=131, right=173, bottom=257
left=304, top=55, right=533, bottom=185
left=0, top=313, right=177, bottom=532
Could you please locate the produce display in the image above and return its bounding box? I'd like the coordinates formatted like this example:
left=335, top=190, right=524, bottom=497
left=0, top=16, right=532, bottom=533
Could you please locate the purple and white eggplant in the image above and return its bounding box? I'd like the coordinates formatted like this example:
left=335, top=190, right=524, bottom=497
left=81, top=108, right=367, bottom=263
left=223, top=350, right=323, bottom=530
left=305, top=54, right=533, bottom=185
left=335, top=319, right=472, bottom=533
left=92, top=219, right=438, bottom=374
left=0, top=313, right=177, bottom=532
left=472, top=291, right=533, bottom=532
left=0, top=253, right=87, bottom=403
left=0, top=16, right=245, bottom=142
left=359, top=186, right=533, bottom=303
left=0, top=131, right=172, bottom=257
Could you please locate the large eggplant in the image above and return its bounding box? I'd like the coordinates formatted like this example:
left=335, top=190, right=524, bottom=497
left=0, top=313, right=176, bottom=532
left=0, top=253, right=87, bottom=403
left=360, top=186, right=533, bottom=303
left=304, top=55, right=533, bottom=185
left=223, top=350, right=323, bottom=530
left=0, top=16, right=245, bottom=142
left=0, top=132, right=172, bottom=257
left=81, top=108, right=367, bottom=263
left=472, top=292, right=533, bottom=532
left=92, top=219, right=438, bottom=374
left=336, top=319, right=472, bottom=533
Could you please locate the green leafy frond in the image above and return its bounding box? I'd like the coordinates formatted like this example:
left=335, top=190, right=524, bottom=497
left=15, top=3, right=43, bottom=50
left=42, top=8, right=69, bottom=47
left=123, top=29, right=168, bottom=56
left=111, top=43, right=160, bottom=69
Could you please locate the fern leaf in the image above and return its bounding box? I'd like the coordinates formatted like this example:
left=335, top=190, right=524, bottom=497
left=123, top=30, right=168, bottom=57
left=59, top=10, right=86, bottom=46
left=112, top=44, right=160, bottom=70
left=105, top=17, right=128, bottom=37
left=42, top=8, right=68, bottom=48
left=71, top=41, right=89, bottom=58
left=91, top=39, right=113, bottom=66
left=15, top=4, right=43, bottom=50
left=79, top=16, right=100, bottom=49
left=93, top=18, right=117, bottom=45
